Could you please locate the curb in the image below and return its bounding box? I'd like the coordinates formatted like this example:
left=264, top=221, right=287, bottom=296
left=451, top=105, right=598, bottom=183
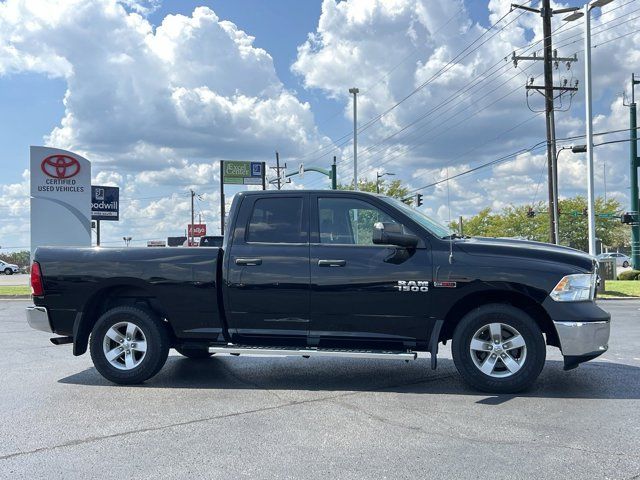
left=597, top=296, right=640, bottom=301
left=0, top=295, right=30, bottom=300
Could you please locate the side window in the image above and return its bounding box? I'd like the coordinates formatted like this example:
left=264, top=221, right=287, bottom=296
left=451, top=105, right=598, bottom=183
left=318, top=197, right=409, bottom=245
left=247, top=197, right=306, bottom=243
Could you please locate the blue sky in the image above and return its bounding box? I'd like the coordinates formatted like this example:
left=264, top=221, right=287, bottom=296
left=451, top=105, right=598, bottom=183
left=0, top=0, right=637, bottom=249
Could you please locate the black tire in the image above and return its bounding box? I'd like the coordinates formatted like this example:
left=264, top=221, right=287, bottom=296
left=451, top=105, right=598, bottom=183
left=90, top=306, right=170, bottom=385
left=175, top=345, right=214, bottom=359
left=4, top=268, right=12, bottom=275
left=452, top=304, right=546, bottom=394
left=623, top=261, right=630, bottom=268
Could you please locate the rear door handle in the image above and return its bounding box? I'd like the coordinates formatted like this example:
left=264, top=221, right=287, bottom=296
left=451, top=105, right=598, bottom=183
left=235, top=258, right=262, bottom=266
left=318, top=259, right=346, bottom=267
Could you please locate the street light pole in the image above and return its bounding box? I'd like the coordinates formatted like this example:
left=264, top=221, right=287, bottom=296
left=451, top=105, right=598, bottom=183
left=631, top=73, right=640, bottom=269
left=349, top=87, right=359, bottom=190
left=376, top=171, right=395, bottom=194
left=564, top=0, right=613, bottom=256
left=583, top=3, right=597, bottom=256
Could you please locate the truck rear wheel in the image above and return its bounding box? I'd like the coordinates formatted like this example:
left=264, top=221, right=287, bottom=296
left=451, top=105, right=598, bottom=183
left=175, top=346, right=214, bottom=359
left=89, top=306, right=169, bottom=385
left=452, top=304, right=546, bottom=393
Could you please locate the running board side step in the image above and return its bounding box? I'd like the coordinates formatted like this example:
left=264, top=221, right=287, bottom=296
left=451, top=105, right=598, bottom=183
left=208, top=345, right=419, bottom=361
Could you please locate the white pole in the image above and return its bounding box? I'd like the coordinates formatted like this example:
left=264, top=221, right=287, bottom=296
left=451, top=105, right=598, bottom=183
left=584, top=4, right=597, bottom=256
left=349, top=87, right=359, bottom=190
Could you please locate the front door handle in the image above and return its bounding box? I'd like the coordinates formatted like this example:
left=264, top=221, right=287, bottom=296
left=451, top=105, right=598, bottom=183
left=318, top=259, right=346, bottom=267
left=235, top=258, right=262, bottom=266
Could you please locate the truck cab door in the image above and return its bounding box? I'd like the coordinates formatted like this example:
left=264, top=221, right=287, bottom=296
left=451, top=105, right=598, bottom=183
left=309, top=194, right=434, bottom=350
left=225, top=194, right=310, bottom=346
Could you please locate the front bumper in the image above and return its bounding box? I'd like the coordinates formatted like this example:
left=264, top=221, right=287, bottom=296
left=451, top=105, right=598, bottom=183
left=26, top=306, right=53, bottom=333
left=553, top=319, right=610, bottom=356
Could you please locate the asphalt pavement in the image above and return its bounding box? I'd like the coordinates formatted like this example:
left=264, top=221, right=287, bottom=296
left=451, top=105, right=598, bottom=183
left=0, top=299, right=639, bottom=479
left=0, top=273, right=28, bottom=286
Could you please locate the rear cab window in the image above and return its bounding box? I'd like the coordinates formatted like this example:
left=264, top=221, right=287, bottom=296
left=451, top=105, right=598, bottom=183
left=246, top=197, right=307, bottom=244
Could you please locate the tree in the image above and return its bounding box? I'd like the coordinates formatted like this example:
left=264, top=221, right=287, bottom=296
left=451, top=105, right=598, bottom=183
left=0, top=250, right=30, bottom=268
left=338, top=178, right=411, bottom=202
left=336, top=178, right=412, bottom=244
left=456, top=196, right=629, bottom=252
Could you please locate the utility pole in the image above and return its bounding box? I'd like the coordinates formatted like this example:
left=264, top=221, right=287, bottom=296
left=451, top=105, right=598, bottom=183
left=332, top=156, right=337, bottom=190
left=190, top=189, right=195, bottom=247
left=630, top=73, right=640, bottom=269
left=275, top=151, right=281, bottom=190
left=269, top=152, right=287, bottom=190
left=349, top=87, right=359, bottom=190
left=511, top=1, right=579, bottom=245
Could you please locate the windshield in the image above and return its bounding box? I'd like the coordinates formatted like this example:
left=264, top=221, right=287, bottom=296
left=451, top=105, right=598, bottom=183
left=381, top=197, right=453, bottom=238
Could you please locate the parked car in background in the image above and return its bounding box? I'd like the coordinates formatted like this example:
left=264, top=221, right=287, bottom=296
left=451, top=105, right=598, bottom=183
left=0, top=260, right=19, bottom=275
left=597, top=252, right=630, bottom=268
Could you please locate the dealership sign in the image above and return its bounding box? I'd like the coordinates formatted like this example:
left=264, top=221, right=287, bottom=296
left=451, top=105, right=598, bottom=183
left=188, top=224, right=206, bottom=237
left=222, top=161, right=264, bottom=185
left=30, top=146, right=91, bottom=256
left=91, top=185, right=119, bottom=221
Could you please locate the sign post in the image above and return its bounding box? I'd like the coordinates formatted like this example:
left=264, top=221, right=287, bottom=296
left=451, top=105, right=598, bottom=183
left=220, top=161, right=265, bottom=234
left=30, top=146, right=91, bottom=258
left=91, top=185, right=120, bottom=246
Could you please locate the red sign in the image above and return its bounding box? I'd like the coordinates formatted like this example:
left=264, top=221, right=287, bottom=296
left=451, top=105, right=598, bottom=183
left=41, top=155, right=81, bottom=179
left=188, top=224, right=206, bottom=237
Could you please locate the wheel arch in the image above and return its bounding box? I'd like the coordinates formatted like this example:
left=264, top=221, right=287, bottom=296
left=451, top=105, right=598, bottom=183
left=439, top=289, right=559, bottom=348
left=73, top=281, right=174, bottom=356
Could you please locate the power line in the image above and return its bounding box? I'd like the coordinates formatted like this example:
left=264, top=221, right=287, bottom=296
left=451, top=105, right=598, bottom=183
left=340, top=0, right=639, bottom=180
left=356, top=9, right=525, bottom=136
left=298, top=6, right=524, bottom=172
left=409, top=126, right=640, bottom=194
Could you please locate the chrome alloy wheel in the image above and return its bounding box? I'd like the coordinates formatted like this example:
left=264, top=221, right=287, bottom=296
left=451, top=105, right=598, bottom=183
left=102, top=321, right=147, bottom=370
left=469, top=323, right=527, bottom=378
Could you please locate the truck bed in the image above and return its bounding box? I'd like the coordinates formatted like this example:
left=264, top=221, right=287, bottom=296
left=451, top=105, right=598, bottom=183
left=33, top=246, right=224, bottom=340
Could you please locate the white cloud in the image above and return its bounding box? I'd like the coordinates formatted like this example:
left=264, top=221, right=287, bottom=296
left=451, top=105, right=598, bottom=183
left=0, top=0, right=331, bottom=247
left=0, top=0, right=638, bottom=249
left=292, top=0, right=640, bottom=225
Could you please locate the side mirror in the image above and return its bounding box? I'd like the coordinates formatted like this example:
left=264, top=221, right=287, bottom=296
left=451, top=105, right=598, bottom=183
left=372, top=222, right=419, bottom=248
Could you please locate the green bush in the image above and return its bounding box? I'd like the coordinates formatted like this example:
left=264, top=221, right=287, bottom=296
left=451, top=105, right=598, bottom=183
left=617, top=270, right=640, bottom=280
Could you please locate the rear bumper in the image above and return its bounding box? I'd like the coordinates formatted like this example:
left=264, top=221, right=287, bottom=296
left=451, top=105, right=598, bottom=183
left=553, top=319, right=610, bottom=356
left=26, top=306, right=53, bottom=333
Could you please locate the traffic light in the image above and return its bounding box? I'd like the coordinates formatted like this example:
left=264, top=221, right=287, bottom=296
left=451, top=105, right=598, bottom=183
left=526, top=207, right=535, bottom=218
left=415, top=193, right=423, bottom=207
left=621, top=212, right=637, bottom=224
left=582, top=208, right=588, bottom=217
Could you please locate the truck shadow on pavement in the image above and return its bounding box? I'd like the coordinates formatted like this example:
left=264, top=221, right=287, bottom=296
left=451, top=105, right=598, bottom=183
left=58, top=356, right=640, bottom=401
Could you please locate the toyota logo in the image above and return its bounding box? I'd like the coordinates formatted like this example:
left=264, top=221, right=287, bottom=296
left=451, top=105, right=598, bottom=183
left=41, top=155, right=81, bottom=179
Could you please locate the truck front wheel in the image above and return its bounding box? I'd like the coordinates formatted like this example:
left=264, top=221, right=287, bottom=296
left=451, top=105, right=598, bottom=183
left=89, top=306, right=170, bottom=385
left=452, top=304, right=546, bottom=393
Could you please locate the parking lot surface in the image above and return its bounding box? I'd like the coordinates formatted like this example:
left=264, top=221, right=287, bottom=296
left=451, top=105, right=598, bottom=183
left=1, top=299, right=639, bottom=479
left=0, top=273, right=28, bottom=286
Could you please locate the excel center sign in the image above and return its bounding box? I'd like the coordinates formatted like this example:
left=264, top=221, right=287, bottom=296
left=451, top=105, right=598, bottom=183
left=222, top=161, right=264, bottom=185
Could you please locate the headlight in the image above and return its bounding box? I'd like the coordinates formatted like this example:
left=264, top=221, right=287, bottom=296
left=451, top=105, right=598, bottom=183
left=550, top=273, right=597, bottom=302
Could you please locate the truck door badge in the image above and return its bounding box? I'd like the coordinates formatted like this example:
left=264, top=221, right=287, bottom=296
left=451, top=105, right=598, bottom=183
left=433, top=281, right=457, bottom=288
left=395, top=280, right=429, bottom=292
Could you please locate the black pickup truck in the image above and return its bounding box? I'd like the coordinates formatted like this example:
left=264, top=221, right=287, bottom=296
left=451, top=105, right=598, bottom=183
left=26, top=190, right=610, bottom=393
